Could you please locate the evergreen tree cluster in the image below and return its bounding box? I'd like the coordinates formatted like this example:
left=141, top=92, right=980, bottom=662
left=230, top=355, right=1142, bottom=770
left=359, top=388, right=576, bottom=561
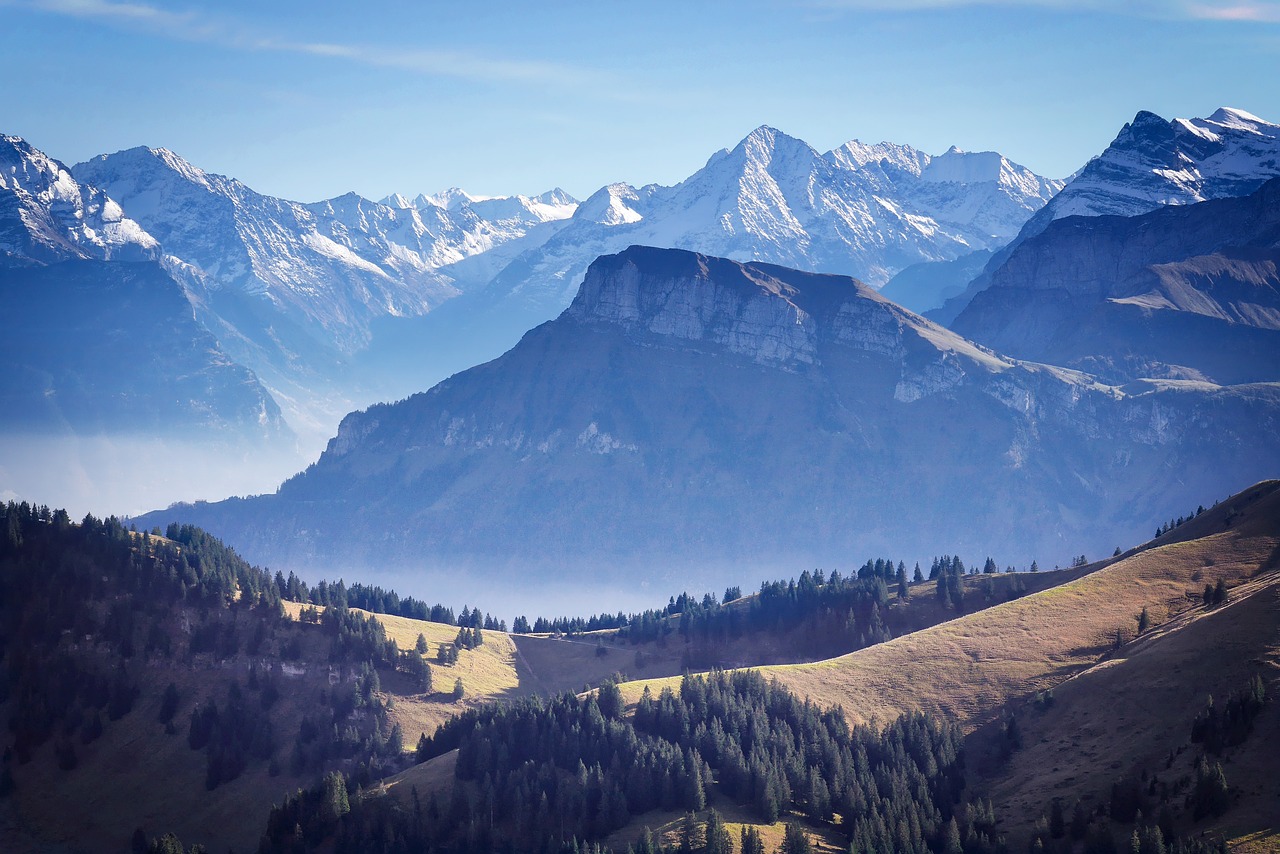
left=455, top=626, right=485, bottom=650
left=1200, top=579, right=1228, bottom=608
left=0, top=503, right=284, bottom=770
left=262, top=671, right=988, bottom=854
left=281, top=577, right=509, bottom=632
left=287, top=662, right=401, bottom=777
left=932, top=557, right=967, bottom=613
left=1155, top=506, right=1206, bottom=539
left=613, top=563, right=912, bottom=660
left=1190, top=675, right=1266, bottom=755
left=186, top=680, right=275, bottom=789
left=0, top=501, right=412, bottom=801
left=514, top=559, right=946, bottom=653
left=632, top=670, right=976, bottom=854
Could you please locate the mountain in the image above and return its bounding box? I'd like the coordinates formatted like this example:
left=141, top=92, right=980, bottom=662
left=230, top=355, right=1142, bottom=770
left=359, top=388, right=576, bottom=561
left=617, top=480, right=1280, bottom=851
left=0, top=135, right=300, bottom=516
left=933, top=107, right=1280, bottom=323
left=950, top=177, right=1280, bottom=385
left=135, top=246, right=1280, bottom=604
left=0, top=260, right=287, bottom=439
left=71, top=147, right=462, bottom=353
left=0, top=138, right=287, bottom=439
left=879, top=248, right=993, bottom=314
left=1, top=134, right=157, bottom=265
left=389, top=186, right=578, bottom=226
left=362, top=126, right=1062, bottom=389
left=69, top=150, right=582, bottom=444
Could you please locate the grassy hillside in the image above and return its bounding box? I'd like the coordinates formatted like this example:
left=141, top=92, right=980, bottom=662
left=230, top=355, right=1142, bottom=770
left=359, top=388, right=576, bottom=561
left=979, top=569, right=1280, bottom=851
left=6, top=482, right=1276, bottom=854
left=619, top=482, right=1280, bottom=731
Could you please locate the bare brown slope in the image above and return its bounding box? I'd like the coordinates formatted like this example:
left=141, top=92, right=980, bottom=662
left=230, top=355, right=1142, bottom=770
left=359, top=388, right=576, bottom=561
left=981, top=570, right=1280, bottom=851
left=619, top=481, right=1280, bottom=729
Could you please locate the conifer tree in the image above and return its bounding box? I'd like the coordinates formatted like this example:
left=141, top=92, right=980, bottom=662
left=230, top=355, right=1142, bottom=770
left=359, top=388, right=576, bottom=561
left=781, top=823, right=812, bottom=854
left=704, top=809, right=732, bottom=854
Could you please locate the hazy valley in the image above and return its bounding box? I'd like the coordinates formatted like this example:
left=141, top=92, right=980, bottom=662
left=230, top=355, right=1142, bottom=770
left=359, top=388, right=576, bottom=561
left=3, top=94, right=1279, bottom=854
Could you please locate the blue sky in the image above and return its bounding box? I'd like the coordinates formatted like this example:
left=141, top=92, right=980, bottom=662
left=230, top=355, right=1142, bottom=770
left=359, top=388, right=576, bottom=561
left=3, top=0, right=1278, bottom=202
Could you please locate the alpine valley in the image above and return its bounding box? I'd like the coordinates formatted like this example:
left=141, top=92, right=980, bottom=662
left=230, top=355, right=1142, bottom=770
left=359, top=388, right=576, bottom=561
left=3, top=104, right=1280, bottom=854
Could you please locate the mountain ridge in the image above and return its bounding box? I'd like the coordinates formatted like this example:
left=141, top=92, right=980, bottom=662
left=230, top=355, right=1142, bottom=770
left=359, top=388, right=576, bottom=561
left=135, top=246, right=1280, bottom=609
left=951, top=176, right=1280, bottom=385
left=933, top=106, right=1280, bottom=323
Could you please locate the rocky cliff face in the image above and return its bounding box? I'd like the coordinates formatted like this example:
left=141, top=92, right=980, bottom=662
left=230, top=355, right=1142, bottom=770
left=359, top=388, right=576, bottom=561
left=136, top=247, right=1280, bottom=601
left=0, top=135, right=157, bottom=266
left=933, top=107, right=1280, bottom=324
left=952, top=179, right=1280, bottom=384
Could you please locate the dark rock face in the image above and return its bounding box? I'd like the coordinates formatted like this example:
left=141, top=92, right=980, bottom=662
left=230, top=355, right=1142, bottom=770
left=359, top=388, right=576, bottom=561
left=136, top=247, right=1280, bottom=592
left=932, top=107, right=1280, bottom=325
left=951, top=179, right=1280, bottom=385
left=0, top=260, right=289, bottom=441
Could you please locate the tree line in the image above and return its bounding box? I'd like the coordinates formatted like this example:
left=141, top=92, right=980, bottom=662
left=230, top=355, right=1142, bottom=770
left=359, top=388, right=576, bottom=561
left=258, top=669, right=988, bottom=854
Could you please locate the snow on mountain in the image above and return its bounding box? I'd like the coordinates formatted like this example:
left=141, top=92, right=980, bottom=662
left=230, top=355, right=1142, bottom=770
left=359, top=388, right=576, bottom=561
left=0, top=135, right=158, bottom=265
left=931, top=106, right=1280, bottom=324
left=1027, top=107, right=1280, bottom=228
left=72, top=147, right=462, bottom=353
left=386, top=125, right=1064, bottom=385
left=507, top=125, right=1060, bottom=300
left=406, top=186, right=578, bottom=225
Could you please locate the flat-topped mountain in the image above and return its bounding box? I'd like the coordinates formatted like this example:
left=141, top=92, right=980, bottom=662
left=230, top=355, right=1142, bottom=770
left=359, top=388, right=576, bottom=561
left=137, top=247, right=1280, bottom=603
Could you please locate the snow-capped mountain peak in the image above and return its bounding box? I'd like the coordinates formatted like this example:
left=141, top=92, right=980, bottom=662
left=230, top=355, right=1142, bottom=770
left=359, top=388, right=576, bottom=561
left=827, top=139, right=930, bottom=175
left=575, top=183, right=646, bottom=226
left=1033, top=106, right=1280, bottom=225
left=929, top=105, right=1280, bottom=324
left=1, top=135, right=158, bottom=264
left=423, top=187, right=484, bottom=210
left=1206, top=106, right=1268, bottom=131
left=536, top=187, right=576, bottom=207
left=72, top=146, right=462, bottom=353
left=735, top=125, right=815, bottom=158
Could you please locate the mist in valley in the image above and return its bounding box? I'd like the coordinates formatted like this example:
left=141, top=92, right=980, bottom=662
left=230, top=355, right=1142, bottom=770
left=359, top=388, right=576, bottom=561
left=0, top=433, right=312, bottom=520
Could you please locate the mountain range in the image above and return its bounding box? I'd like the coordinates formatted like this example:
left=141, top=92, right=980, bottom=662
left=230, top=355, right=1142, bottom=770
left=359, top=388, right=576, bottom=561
left=362, top=126, right=1063, bottom=388
left=5, top=106, right=1280, bottom=545
left=951, top=177, right=1280, bottom=385
left=135, top=245, right=1280, bottom=608
left=0, top=136, right=284, bottom=443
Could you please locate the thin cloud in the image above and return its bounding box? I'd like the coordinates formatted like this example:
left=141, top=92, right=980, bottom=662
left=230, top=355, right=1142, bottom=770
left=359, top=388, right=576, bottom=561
left=6, top=0, right=607, bottom=87
left=274, top=41, right=589, bottom=86
left=803, top=0, right=1280, bottom=20
left=1186, top=1, right=1280, bottom=21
